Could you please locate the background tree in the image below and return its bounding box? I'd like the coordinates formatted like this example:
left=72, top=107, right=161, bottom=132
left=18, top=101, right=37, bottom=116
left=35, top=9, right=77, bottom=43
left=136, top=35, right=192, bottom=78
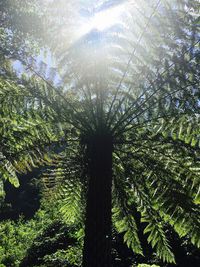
left=0, top=0, right=200, bottom=267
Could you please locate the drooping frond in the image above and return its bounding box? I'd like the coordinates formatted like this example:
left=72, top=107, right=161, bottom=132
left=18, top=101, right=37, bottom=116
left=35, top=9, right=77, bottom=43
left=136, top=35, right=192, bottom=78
left=113, top=113, right=200, bottom=260
left=113, top=152, right=176, bottom=263
left=39, top=143, right=86, bottom=225
left=112, top=162, right=143, bottom=255
left=0, top=68, right=68, bottom=195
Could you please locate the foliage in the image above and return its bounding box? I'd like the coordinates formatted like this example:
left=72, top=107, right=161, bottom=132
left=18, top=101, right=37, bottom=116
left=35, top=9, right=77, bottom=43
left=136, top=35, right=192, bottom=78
left=19, top=220, right=79, bottom=267
left=42, top=247, right=82, bottom=267
left=0, top=219, right=38, bottom=266
left=0, top=197, right=81, bottom=267
left=0, top=0, right=45, bottom=60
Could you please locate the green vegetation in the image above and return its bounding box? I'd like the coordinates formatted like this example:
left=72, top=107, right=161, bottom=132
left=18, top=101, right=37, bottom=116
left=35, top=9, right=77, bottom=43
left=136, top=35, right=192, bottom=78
left=0, top=0, right=200, bottom=266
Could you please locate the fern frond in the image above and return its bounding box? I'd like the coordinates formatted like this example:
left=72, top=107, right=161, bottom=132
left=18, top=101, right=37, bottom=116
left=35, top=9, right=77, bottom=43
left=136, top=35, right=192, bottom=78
left=112, top=162, right=143, bottom=255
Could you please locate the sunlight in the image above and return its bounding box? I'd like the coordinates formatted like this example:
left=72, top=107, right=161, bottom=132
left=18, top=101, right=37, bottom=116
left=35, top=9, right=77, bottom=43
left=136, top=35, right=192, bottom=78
left=78, top=4, right=126, bottom=36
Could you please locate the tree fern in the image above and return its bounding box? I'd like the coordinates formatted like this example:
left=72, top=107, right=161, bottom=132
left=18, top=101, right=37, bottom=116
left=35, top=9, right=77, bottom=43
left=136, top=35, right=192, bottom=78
left=0, top=0, right=200, bottom=266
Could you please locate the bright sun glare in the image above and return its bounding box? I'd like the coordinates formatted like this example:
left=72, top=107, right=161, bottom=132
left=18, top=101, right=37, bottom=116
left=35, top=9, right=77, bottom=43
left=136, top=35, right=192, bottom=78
left=79, top=4, right=125, bottom=36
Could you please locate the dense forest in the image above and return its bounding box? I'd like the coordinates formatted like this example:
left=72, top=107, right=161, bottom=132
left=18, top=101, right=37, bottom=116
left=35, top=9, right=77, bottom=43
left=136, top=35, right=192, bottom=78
left=0, top=0, right=200, bottom=266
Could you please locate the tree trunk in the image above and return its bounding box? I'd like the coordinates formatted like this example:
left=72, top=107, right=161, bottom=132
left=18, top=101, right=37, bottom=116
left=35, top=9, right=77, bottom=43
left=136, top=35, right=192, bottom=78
left=83, top=134, right=113, bottom=267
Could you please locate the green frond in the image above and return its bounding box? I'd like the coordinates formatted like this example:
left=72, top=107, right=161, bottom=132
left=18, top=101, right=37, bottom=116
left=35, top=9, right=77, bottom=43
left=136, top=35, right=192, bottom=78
left=112, top=158, right=143, bottom=255
left=59, top=179, right=84, bottom=224
left=132, top=181, right=175, bottom=263
left=142, top=214, right=175, bottom=263
left=115, top=116, right=200, bottom=253
left=113, top=151, right=176, bottom=262
left=0, top=152, right=19, bottom=188
left=38, top=144, right=86, bottom=226
left=112, top=206, right=143, bottom=255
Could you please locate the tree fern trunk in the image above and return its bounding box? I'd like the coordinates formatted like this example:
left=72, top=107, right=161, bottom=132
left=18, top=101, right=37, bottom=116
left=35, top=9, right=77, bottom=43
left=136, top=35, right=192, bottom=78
left=83, top=134, right=113, bottom=267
